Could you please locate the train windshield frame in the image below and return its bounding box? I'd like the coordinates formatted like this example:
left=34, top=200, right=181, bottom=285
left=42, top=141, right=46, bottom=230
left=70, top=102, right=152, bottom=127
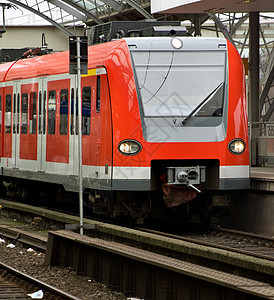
left=131, top=49, right=226, bottom=119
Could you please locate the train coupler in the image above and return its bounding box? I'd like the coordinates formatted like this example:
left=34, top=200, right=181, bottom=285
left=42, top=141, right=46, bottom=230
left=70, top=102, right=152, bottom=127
left=161, top=166, right=206, bottom=207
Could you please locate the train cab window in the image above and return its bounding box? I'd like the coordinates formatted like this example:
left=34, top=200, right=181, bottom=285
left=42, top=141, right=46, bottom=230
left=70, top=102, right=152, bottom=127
left=48, top=90, right=56, bottom=135
left=30, top=92, right=37, bottom=134
left=60, top=89, right=68, bottom=135
left=82, top=86, right=91, bottom=135
left=5, top=94, right=12, bottom=133
left=21, top=93, right=28, bottom=134
left=96, top=76, right=100, bottom=113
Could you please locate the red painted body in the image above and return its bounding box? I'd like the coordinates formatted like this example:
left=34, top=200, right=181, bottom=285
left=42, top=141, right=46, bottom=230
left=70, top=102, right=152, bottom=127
left=104, top=39, right=249, bottom=169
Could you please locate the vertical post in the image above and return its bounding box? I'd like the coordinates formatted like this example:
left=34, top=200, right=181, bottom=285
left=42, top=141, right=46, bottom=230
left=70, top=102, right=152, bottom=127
left=249, top=12, right=260, bottom=166
left=249, top=12, right=260, bottom=123
left=76, top=37, right=83, bottom=235
left=194, top=15, right=201, bottom=36
left=2, top=6, right=5, bottom=32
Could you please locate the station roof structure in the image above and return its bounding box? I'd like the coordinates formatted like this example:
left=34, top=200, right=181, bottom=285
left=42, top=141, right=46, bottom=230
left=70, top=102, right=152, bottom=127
left=151, top=0, right=274, bottom=14
left=1, top=0, right=153, bottom=35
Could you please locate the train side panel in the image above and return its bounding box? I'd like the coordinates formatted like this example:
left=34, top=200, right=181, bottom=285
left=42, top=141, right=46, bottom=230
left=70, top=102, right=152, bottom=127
left=219, top=40, right=249, bottom=188
left=80, top=69, right=113, bottom=189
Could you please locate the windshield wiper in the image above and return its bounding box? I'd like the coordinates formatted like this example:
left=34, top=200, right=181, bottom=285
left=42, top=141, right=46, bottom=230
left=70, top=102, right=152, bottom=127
left=181, top=82, right=224, bottom=126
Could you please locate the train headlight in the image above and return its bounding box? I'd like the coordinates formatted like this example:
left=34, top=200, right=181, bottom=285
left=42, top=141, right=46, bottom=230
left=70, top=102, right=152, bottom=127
left=228, top=139, right=245, bottom=154
left=118, top=140, right=142, bottom=155
left=171, top=38, right=183, bottom=49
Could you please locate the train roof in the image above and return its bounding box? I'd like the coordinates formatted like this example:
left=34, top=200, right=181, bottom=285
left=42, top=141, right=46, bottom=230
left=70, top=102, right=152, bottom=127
left=124, top=36, right=228, bottom=51
left=0, top=38, right=123, bottom=83
left=0, top=36, right=228, bottom=83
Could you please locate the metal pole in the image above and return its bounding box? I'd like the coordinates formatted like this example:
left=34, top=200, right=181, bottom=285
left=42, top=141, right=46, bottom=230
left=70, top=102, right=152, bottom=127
left=2, top=6, right=6, bottom=32
left=249, top=12, right=260, bottom=166
left=76, top=37, right=83, bottom=235
left=249, top=12, right=260, bottom=123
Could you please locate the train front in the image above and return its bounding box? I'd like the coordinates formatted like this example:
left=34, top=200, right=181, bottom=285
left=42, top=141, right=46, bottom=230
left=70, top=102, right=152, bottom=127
left=110, top=36, right=249, bottom=221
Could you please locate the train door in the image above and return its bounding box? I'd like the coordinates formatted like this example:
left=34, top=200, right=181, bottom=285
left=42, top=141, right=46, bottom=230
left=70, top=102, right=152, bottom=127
left=20, top=83, right=38, bottom=161
left=37, top=77, right=47, bottom=171
left=3, top=85, right=13, bottom=160
left=46, top=79, right=70, bottom=170
left=11, top=81, right=20, bottom=168
left=81, top=69, right=113, bottom=189
left=98, top=73, right=113, bottom=186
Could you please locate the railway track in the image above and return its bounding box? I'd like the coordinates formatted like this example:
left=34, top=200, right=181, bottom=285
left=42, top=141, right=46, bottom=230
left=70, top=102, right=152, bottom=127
left=0, top=272, right=29, bottom=300
left=2, top=198, right=274, bottom=299
left=0, top=261, right=81, bottom=300
left=1, top=197, right=274, bottom=266
left=140, top=226, right=274, bottom=262
left=1, top=197, right=274, bottom=265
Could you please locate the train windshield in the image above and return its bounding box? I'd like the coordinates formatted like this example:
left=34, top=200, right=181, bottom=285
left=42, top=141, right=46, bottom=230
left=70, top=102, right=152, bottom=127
left=131, top=50, right=226, bottom=118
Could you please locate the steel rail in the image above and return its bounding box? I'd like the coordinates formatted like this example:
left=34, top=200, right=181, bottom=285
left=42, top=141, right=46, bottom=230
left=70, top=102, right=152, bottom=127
left=139, top=226, right=274, bottom=262
left=0, top=261, right=82, bottom=300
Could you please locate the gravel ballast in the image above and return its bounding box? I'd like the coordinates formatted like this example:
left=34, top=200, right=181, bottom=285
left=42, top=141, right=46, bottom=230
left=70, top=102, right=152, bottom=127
left=0, top=238, right=129, bottom=300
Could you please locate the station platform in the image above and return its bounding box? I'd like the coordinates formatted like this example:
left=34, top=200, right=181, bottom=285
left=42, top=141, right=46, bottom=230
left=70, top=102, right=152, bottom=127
left=219, top=167, right=274, bottom=235
left=250, top=167, right=274, bottom=191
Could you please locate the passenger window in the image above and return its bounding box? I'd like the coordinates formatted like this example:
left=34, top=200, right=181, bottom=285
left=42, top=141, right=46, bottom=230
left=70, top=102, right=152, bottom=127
left=17, top=94, right=20, bottom=133
left=21, top=93, right=28, bottom=134
left=82, top=87, right=91, bottom=135
left=13, top=94, right=19, bottom=134
left=76, top=88, right=78, bottom=135
left=60, top=89, right=68, bottom=135
left=13, top=94, right=16, bottom=134
left=70, top=88, right=74, bottom=135
left=96, top=76, right=100, bottom=113
left=48, top=90, right=56, bottom=135
left=43, top=91, right=46, bottom=134
left=38, top=92, right=42, bottom=134
left=5, top=94, right=11, bottom=133
left=70, top=88, right=78, bottom=135
left=30, top=92, right=37, bottom=134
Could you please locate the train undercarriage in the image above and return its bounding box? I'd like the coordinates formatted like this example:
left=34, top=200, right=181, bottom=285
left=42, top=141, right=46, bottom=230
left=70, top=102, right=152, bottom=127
left=0, top=175, right=232, bottom=226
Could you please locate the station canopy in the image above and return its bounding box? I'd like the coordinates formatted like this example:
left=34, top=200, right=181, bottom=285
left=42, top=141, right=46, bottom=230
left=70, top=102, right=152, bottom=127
left=151, top=0, right=274, bottom=14
left=1, top=0, right=153, bottom=35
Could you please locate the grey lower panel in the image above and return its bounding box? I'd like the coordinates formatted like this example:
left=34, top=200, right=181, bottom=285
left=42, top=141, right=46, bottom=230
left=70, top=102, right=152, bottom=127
left=1, top=168, right=150, bottom=192
left=112, top=179, right=150, bottom=191
left=1, top=168, right=111, bottom=192
left=2, top=168, right=79, bottom=192
left=1, top=167, right=249, bottom=192
left=219, top=178, right=250, bottom=190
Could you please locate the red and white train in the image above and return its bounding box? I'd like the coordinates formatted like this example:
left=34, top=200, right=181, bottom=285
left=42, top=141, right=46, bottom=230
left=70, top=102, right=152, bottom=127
left=0, top=36, right=249, bottom=223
